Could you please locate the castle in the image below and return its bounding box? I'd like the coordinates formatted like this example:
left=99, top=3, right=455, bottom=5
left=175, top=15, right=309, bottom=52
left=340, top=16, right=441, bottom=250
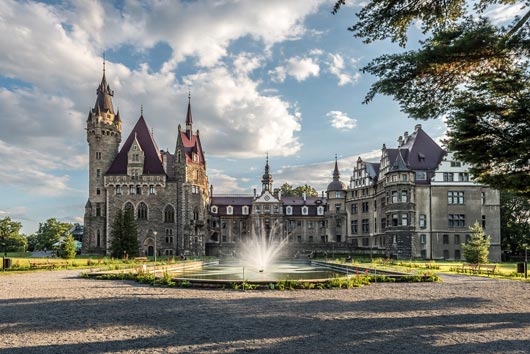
left=83, top=69, right=501, bottom=261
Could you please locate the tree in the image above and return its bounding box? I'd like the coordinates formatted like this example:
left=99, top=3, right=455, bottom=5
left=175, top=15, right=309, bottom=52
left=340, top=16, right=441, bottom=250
left=36, top=218, right=72, bottom=251
left=333, top=1, right=530, bottom=196
left=462, top=222, right=491, bottom=264
left=501, top=191, right=530, bottom=256
left=110, top=208, right=139, bottom=258
left=279, top=183, right=319, bottom=197
left=58, top=233, right=77, bottom=259
left=0, top=217, right=24, bottom=253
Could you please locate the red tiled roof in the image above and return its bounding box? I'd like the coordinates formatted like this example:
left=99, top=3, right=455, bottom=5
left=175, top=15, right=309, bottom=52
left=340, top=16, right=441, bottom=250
left=180, top=131, right=205, bottom=164
left=106, top=116, right=165, bottom=175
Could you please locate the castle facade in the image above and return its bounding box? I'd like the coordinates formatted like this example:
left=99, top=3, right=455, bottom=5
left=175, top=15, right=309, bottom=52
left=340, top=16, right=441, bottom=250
left=83, top=70, right=501, bottom=261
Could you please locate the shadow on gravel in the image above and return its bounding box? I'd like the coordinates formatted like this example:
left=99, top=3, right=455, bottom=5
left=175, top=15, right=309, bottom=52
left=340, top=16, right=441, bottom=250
left=1, top=289, right=529, bottom=353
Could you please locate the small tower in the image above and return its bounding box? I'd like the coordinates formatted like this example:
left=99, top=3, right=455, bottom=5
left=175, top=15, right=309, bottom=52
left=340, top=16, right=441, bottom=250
left=83, top=59, right=122, bottom=254
left=326, top=155, right=346, bottom=243
left=261, top=153, right=273, bottom=192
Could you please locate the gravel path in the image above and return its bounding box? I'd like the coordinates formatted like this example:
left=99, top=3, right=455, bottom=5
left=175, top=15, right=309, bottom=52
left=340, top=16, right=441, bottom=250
left=0, top=270, right=529, bottom=354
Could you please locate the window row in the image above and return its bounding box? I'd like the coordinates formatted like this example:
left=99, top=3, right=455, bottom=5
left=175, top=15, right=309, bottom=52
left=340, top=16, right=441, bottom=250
left=114, top=185, right=156, bottom=195
left=119, top=203, right=176, bottom=223
left=443, top=172, right=469, bottom=182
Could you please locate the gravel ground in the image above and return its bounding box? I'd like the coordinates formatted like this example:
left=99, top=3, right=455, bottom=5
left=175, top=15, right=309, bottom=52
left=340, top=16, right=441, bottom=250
left=0, top=270, right=529, bottom=354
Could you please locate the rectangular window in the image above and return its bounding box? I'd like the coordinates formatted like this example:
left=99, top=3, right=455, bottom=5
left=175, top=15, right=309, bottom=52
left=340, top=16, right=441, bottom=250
left=421, top=250, right=427, bottom=259
left=362, top=219, right=369, bottom=233
left=374, top=199, right=377, bottom=209
left=401, top=190, right=408, bottom=203
left=416, top=171, right=426, bottom=180
left=96, top=188, right=101, bottom=195
left=454, top=234, right=460, bottom=245
left=392, top=214, right=399, bottom=226
left=362, top=237, right=369, bottom=246
left=96, top=169, right=101, bottom=177
left=255, top=205, right=260, bottom=213
left=381, top=218, right=386, bottom=230
left=309, top=236, right=313, bottom=243
left=419, top=214, right=426, bottom=229
left=482, top=215, right=486, bottom=228
left=481, top=192, right=486, bottom=205
left=420, top=234, right=427, bottom=244
left=443, top=249, right=450, bottom=260
left=351, top=220, right=358, bottom=233
left=335, top=191, right=341, bottom=198
left=116, top=185, right=122, bottom=195
left=264, top=205, right=271, bottom=213
left=443, top=172, right=454, bottom=182
left=136, top=185, right=141, bottom=195
left=443, top=234, right=449, bottom=244
left=149, top=185, right=155, bottom=195
left=129, top=185, right=134, bottom=195
left=448, top=214, right=466, bottom=228
left=351, top=204, right=358, bottom=214
left=95, top=152, right=102, bottom=160
left=95, top=203, right=101, bottom=217
left=362, top=202, right=369, bottom=213
left=455, top=249, right=461, bottom=260
left=392, top=191, right=398, bottom=203
left=307, top=221, right=314, bottom=229
left=448, top=191, right=464, bottom=204
left=402, top=174, right=408, bottom=181
left=401, top=214, right=408, bottom=226
left=459, top=172, right=469, bottom=182
left=335, top=204, right=341, bottom=211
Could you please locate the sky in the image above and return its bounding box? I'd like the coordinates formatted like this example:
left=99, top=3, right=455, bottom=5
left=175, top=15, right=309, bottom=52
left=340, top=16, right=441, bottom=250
left=0, top=0, right=520, bottom=234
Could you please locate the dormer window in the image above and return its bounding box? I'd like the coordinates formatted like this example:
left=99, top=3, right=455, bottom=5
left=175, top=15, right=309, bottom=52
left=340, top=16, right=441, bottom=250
left=317, top=206, right=324, bottom=215
left=301, top=206, right=308, bottom=215
left=227, top=206, right=233, bottom=215
left=193, top=153, right=199, bottom=162
left=211, top=205, right=218, bottom=214
left=242, top=206, right=249, bottom=215
left=133, top=154, right=139, bottom=162
left=133, top=145, right=137, bottom=151
left=286, top=206, right=293, bottom=215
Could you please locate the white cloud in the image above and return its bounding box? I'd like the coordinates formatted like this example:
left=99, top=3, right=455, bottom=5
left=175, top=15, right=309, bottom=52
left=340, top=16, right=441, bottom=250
left=484, top=4, right=526, bottom=25
left=327, top=53, right=361, bottom=86
left=270, top=56, right=320, bottom=83
left=208, top=169, right=249, bottom=194
left=0, top=206, right=27, bottom=218
left=326, top=111, right=357, bottom=130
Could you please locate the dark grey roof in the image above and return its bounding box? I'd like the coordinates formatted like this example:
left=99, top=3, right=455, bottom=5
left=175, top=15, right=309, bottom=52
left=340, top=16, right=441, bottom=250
left=211, top=196, right=254, bottom=205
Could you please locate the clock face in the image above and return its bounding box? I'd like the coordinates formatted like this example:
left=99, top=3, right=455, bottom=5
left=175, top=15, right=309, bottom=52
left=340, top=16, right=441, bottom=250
left=264, top=195, right=270, bottom=201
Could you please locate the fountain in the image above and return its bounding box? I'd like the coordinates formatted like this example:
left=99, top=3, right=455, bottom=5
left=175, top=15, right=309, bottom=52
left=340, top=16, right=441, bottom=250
left=237, top=220, right=289, bottom=273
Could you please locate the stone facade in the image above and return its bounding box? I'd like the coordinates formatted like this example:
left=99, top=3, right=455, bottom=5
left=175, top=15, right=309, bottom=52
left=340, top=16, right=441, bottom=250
left=82, top=69, right=501, bottom=262
left=83, top=71, right=209, bottom=256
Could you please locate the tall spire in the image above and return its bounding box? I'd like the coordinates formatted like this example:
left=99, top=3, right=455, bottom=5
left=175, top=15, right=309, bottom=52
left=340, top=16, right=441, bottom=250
left=333, top=154, right=340, bottom=181
left=94, top=55, right=114, bottom=115
left=261, top=153, right=273, bottom=192
left=186, top=91, right=193, bottom=138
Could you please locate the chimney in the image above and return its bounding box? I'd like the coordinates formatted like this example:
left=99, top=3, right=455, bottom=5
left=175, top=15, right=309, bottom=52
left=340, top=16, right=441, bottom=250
left=253, top=188, right=257, bottom=198
left=278, top=190, right=282, bottom=200
left=303, top=191, right=306, bottom=202
left=321, top=191, right=324, bottom=198
left=403, top=131, right=408, bottom=142
left=415, top=124, right=422, bottom=131
left=398, top=136, right=403, bottom=146
left=210, top=185, right=213, bottom=196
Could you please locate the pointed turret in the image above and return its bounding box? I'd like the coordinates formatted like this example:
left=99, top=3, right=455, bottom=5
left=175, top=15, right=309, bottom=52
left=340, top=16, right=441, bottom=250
left=94, top=58, right=115, bottom=115
left=327, top=155, right=346, bottom=191
left=186, top=92, right=193, bottom=139
left=261, top=153, right=273, bottom=192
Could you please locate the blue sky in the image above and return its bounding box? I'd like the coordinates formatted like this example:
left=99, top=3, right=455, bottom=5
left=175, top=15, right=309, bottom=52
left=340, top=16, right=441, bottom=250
left=0, top=0, right=518, bottom=233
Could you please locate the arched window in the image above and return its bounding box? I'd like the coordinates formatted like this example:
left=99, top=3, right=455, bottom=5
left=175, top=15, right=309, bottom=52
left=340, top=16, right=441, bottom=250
left=242, top=206, right=249, bottom=215
left=317, top=206, right=324, bottom=216
left=227, top=205, right=233, bottom=215
left=286, top=206, right=293, bottom=215
left=301, top=206, right=308, bottom=215
left=137, top=202, right=148, bottom=220
left=164, top=205, right=175, bottom=223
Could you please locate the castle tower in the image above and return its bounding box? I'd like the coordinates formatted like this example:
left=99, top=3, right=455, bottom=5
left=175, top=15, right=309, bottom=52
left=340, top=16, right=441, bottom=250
left=326, top=156, right=346, bottom=243
left=174, top=94, right=209, bottom=256
left=83, top=61, right=122, bottom=254
left=261, top=153, right=273, bottom=192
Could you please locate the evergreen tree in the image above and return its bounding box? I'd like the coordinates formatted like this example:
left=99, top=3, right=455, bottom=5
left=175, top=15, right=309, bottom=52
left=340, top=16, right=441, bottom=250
left=59, top=233, right=77, bottom=259
left=110, top=209, right=139, bottom=258
left=501, top=191, right=530, bottom=256
left=462, top=222, right=491, bottom=264
left=333, top=1, right=530, bottom=196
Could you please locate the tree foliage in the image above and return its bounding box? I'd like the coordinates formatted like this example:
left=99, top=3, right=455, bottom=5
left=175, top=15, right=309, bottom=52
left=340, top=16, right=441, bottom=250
left=279, top=183, right=319, bottom=197
left=462, top=222, right=491, bottom=263
left=334, top=0, right=530, bottom=196
left=59, top=233, right=77, bottom=259
left=501, top=191, right=530, bottom=255
left=36, top=218, right=72, bottom=251
left=0, top=217, right=25, bottom=253
left=110, top=208, right=139, bottom=258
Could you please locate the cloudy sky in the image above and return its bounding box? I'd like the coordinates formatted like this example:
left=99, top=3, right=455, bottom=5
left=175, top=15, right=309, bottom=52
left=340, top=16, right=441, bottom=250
left=0, top=0, right=460, bottom=233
